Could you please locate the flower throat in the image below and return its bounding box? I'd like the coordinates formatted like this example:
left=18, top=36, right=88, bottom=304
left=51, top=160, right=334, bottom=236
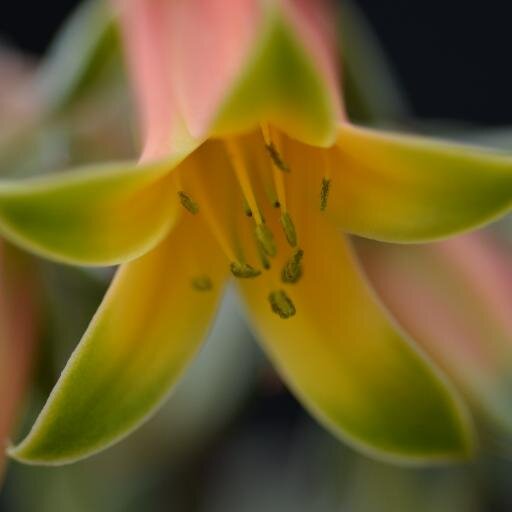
left=177, top=124, right=331, bottom=320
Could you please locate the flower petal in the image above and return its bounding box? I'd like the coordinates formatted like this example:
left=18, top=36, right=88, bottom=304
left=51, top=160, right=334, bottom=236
left=356, top=233, right=512, bottom=436
left=238, top=212, right=474, bottom=462
left=115, top=0, right=340, bottom=149
left=0, top=243, right=40, bottom=480
left=0, top=150, right=195, bottom=266
left=212, top=2, right=340, bottom=146
left=8, top=216, right=227, bottom=464
left=324, top=123, right=512, bottom=242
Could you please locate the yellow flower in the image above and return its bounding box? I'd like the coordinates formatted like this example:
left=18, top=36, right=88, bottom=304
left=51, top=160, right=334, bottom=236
left=3, top=0, right=512, bottom=465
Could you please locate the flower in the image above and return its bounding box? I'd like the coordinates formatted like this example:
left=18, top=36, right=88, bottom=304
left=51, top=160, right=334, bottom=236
left=357, top=229, right=512, bottom=442
left=3, top=0, right=512, bottom=465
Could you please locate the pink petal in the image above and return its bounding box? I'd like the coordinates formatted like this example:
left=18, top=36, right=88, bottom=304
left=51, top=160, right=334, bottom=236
left=0, top=244, right=39, bottom=480
left=357, top=232, right=512, bottom=431
left=114, top=0, right=179, bottom=160
left=171, top=0, right=261, bottom=138
left=114, top=0, right=343, bottom=148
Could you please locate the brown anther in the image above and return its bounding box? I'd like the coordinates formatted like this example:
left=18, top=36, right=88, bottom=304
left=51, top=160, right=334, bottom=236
left=265, top=143, right=290, bottom=172
left=268, top=290, right=296, bottom=319
left=281, top=249, right=304, bottom=284
left=230, top=262, right=261, bottom=278
left=178, top=191, right=199, bottom=215
left=320, top=178, right=331, bottom=212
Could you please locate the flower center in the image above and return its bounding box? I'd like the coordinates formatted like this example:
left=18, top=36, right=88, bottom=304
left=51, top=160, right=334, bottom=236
left=175, top=124, right=330, bottom=319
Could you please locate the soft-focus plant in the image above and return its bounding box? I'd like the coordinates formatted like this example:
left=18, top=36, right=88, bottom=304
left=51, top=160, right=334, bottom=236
left=3, top=0, right=512, bottom=467
left=0, top=48, right=43, bottom=484
left=0, top=242, right=40, bottom=483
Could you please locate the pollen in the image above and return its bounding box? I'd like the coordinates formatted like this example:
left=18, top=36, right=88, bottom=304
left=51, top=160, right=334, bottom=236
left=178, top=191, right=199, bottom=215
left=261, top=123, right=290, bottom=173
left=281, top=249, right=304, bottom=284
left=320, top=178, right=331, bottom=212
left=269, top=290, right=296, bottom=319
left=280, top=212, right=297, bottom=247
left=191, top=275, right=213, bottom=291
left=265, top=142, right=290, bottom=172
left=230, top=261, right=262, bottom=278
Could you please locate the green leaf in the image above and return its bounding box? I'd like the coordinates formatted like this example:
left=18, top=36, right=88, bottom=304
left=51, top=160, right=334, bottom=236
left=340, top=0, right=410, bottom=123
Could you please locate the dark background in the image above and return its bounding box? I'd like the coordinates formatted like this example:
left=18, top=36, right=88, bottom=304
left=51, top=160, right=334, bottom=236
left=2, top=0, right=512, bottom=125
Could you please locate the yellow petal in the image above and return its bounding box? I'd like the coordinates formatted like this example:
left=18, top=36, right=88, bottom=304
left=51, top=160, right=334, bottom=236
left=356, top=233, right=512, bottom=436
left=237, top=187, right=474, bottom=462
left=0, top=152, right=191, bottom=266
left=324, top=123, right=512, bottom=242
left=8, top=216, right=227, bottom=464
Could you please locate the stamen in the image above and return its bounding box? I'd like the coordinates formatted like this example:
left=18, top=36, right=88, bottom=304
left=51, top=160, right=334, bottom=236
left=230, top=262, right=262, bottom=278
left=320, top=178, right=331, bottom=212
left=178, top=191, right=199, bottom=215
left=265, top=142, right=290, bottom=172
left=255, top=223, right=277, bottom=257
left=261, top=125, right=289, bottom=208
left=191, top=174, right=239, bottom=263
left=261, top=124, right=297, bottom=246
left=257, top=243, right=271, bottom=270
left=281, top=249, right=303, bottom=284
left=191, top=275, right=213, bottom=291
left=268, top=290, right=296, bottom=319
left=280, top=212, right=297, bottom=247
left=225, top=139, right=264, bottom=225
left=261, top=124, right=290, bottom=173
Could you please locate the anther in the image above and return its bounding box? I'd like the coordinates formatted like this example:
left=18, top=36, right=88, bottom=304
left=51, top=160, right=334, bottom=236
left=178, top=191, right=199, bottom=215
left=265, top=143, right=290, bottom=173
left=191, top=275, right=213, bottom=291
left=255, top=224, right=277, bottom=258
left=280, top=212, right=297, bottom=247
left=268, top=290, right=296, bottom=319
left=230, top=262, right=262, bottom=278
left=257, top=243, right=271, bottom=270
left=281, top=249, right=304, bottom=284
left=320, top=178, right=331, bottom=212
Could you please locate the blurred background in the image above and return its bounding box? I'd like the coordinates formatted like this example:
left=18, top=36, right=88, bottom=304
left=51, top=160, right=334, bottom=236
left=3, top=0, right=512, bottom=123
left=2, top=1, right=512, bottom=511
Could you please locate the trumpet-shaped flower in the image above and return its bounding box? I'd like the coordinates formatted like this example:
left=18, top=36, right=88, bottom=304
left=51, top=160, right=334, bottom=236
left=4, top=0, right=512, bottom=465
